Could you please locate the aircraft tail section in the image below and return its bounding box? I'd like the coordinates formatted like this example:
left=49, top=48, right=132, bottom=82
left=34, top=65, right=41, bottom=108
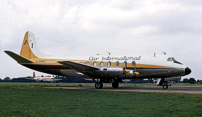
left=33, top=72, right=36, bottom=78
left=4, top=51, right=33, bottom=63
left=20, top=31, right=50, bottom=59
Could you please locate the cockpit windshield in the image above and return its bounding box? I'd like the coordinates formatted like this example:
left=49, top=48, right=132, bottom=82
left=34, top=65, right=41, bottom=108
left=167, top=57, right=182, bottom=65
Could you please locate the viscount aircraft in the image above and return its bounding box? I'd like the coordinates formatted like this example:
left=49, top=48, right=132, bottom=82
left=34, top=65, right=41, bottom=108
left=5, top=31, right=191, bottom=89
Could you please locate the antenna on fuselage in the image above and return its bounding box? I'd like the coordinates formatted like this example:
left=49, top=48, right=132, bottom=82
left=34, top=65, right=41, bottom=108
left=162, top=52, right=166, bottom=55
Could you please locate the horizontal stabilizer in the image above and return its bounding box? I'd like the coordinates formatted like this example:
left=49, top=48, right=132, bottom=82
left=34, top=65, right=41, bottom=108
left=58, top=61, right=99, bottom=71
left=4, top=51, right=33, bottom=63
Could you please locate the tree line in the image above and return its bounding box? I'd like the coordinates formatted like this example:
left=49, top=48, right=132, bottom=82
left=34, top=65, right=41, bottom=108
left=182, top=78, right=201, bottom=84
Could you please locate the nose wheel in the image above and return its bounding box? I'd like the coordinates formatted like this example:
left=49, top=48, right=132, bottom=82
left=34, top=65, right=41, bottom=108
left=162, top=82, right=171, bottom=90
left=162, top=85, right=168, bottom=90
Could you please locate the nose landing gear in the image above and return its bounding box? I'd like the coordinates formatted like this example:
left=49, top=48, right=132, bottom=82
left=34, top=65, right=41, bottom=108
left=157, top=78, right=171, bottom=90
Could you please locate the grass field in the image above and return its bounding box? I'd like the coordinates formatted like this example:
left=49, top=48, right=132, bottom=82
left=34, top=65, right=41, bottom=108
left=0, top=83, right=202, bottom=117
left=0, top=82, right=201, bottom=88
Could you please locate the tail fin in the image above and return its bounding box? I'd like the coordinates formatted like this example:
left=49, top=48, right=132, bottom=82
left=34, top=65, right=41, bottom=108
left=20, top=31, right=50, bottom=59
left=20, top=31, right=37, bottom=59
left=33, top=72, right=36, bottom=78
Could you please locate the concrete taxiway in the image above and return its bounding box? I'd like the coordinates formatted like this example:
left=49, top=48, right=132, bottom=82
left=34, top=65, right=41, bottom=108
left=48, top=86, right=202, bottom=94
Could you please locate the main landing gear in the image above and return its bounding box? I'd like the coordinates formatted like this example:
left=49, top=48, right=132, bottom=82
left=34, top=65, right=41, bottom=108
left=112, top=82, right=119, bottom=88
left=95, top=82, right=103, bottom=89
left=94, top=79, right=120, bottom=89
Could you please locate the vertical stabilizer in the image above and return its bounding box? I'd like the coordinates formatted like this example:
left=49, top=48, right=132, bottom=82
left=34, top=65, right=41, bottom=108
left=20, top=31, right=50, bottom=59
left=33, top=72, right=36, bottom=78
left=20, top=31, right=37, bottom=59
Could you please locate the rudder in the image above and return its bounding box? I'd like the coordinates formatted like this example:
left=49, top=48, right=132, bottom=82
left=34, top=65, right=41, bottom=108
left=20, top=31, right=50, bottom=59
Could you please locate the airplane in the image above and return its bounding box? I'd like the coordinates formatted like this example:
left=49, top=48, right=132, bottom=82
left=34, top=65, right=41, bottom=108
left=4, top=31, right=191, bottom=89
left=27, top=72, right=61, bottom=83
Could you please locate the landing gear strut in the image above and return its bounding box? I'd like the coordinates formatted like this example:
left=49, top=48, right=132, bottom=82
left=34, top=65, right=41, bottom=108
left=95, top=82, right=103, bottom=89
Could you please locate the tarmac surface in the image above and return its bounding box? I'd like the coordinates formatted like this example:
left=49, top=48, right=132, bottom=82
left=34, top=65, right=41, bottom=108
left=48, top=86, right=202, bottom=94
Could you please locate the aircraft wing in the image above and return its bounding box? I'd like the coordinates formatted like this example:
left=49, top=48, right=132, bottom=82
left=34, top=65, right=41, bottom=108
left=58, top=61, right=99, bottom=72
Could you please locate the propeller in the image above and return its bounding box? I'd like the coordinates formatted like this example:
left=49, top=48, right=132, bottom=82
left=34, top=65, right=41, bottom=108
left=133, top=61, right=139, bottom=76
left=123, top=61, right=130, bottom=74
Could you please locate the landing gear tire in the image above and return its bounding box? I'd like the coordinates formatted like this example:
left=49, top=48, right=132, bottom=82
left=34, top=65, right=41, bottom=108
left=112, top=82, right=119, bottom=88
left=162, top=85, right=168, bottom=90
left=95, top=82, right=103, bottom=89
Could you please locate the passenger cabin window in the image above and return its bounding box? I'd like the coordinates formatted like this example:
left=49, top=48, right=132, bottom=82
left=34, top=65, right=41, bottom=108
left=123, top=61, right=127, bottom=66
left=132, top=61, right=136, bottom=66
left=116, top=61, right=119, bottom=66
left=100, top=61, right=103, bottom=66
left=93, top=61, right=97, bottom=66
left=86, top=61, right=89, bottom=65
left=108, top=61, right=111, bottom=66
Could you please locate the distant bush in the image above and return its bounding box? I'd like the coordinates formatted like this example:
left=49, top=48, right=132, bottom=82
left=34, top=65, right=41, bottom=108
left=189, top=78, right=196, bottom=84
left=183, top=78, right=189, bottom=83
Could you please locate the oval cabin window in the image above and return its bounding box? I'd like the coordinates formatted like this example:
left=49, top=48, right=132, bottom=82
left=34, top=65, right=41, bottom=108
left=108, top=61, right=111, bottom=66
left=116, top=61, right=119, bottom=66
left=100, top=61, right=103, bottom=66
left=93, top=61, right=97, bottom=66
left=123, top=61, right=127, bottom=66
left=132, top=61, right=136, bottom=66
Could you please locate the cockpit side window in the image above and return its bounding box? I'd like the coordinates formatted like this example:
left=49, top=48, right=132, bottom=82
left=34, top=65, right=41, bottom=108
left=172, top=58, right=176, bottom=61
left=167, top=57, right=173, bottom=61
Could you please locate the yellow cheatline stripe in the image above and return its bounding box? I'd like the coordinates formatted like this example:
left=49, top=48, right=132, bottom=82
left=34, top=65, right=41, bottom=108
left=23, top=58, right=175, bottom=69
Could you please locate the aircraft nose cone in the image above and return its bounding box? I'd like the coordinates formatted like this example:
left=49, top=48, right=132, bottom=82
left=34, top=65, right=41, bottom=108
left=185, top=67, right=191, bottom=75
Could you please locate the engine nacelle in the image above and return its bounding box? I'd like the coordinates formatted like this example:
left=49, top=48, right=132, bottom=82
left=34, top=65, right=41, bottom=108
left=164, top=77, right=181, bottom=81
left=98, top=67, right=125, bottom=77
left=106, top=67, right=124, bottom=76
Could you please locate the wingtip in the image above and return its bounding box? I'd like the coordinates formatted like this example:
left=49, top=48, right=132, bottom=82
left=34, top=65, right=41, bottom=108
left=4, top=50, right=11, bottom=54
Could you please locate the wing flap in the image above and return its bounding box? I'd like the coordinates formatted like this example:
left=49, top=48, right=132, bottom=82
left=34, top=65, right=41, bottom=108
left=4, top=51, right=33, bottom=63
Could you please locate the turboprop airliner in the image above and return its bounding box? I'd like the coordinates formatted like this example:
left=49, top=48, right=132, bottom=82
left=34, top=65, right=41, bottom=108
left=4, top=31, right=191, bottom=89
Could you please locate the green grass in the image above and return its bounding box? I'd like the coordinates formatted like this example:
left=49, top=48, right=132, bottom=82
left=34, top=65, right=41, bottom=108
left=0, top=83, right=202, bottom=117
left=1, top=82, right=201, bottom=88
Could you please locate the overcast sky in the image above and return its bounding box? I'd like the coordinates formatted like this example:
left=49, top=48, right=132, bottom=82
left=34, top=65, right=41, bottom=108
left=0, top=0, right=201, bottom=80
